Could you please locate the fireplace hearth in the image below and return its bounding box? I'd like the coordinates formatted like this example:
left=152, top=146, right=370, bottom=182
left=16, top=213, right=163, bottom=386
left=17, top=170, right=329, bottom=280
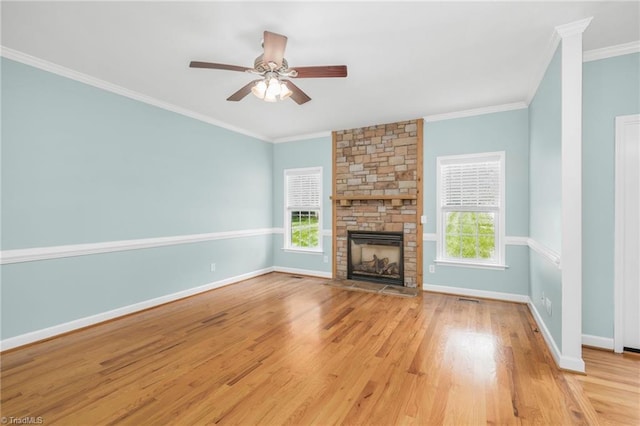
left=348, top=231, right=404, bottom=286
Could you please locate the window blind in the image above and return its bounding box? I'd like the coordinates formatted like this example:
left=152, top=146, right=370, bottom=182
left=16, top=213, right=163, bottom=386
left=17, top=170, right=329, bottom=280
left=286, top=171, right=321, bottom=209
left=441, top=161, right=500, bottom=207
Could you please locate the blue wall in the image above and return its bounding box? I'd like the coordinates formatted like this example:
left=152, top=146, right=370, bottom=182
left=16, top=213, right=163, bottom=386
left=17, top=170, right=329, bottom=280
left=1, top=58, right=274, bottom=339
left=272, top=137, right=332, bottom=274
left=582, top=53, right=640, bottom=338
left=528, top=46, right=563, bottom=349
left=423, top=108, right=530, bottom=295
left=3, top=50, right=639, bottom=345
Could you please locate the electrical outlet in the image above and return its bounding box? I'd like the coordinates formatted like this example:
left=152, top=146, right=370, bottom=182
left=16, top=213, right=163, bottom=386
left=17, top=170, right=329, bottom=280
left=421, top=215, right=427, bottom=224
left=545, top=298, right=552, bottom=316
left=429, top=265, right=435, bottom=273
left=210, top=263, right=216, bottom=272
left=323, top=256, right=329, bottom=263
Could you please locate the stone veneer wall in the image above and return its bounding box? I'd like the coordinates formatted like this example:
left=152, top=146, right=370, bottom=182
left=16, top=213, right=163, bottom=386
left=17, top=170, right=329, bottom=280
left=333, top=119, right=422, bottom=287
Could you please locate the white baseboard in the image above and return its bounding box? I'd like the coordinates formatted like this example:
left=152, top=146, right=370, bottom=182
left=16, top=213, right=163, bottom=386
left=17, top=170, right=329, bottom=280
left=558, top=354, right=586, bottom=372
left=422, top=283, right=585, bottom=372
left=527, top=300, right=585, bottom=372
left=0, top=267, right=275, bottom=351
left=422, top=283, right=530, bottom=303
left=527, top=300, right=563, bottom=367
left=273, top=266, right=332, bottom=279
left=582, top=334, right=614, bottom=350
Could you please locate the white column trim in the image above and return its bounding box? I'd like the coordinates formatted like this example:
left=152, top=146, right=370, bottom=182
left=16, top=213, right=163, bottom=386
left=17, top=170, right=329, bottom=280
left=555, top=17, right=594, bottom=38
left=558, top=17, right=591, bottom=373
left=614, top=114, right=640, bottom=353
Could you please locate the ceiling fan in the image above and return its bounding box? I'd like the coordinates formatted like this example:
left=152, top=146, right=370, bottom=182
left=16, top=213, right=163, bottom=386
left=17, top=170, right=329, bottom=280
left=190, top=30, right=347, bottom=105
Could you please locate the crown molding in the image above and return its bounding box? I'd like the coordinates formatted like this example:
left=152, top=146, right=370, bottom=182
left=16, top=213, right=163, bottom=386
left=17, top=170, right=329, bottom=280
left=525, top=17, right=592, bottom=106
left=0, top=46, right=271, bottom=143
left=272, top=131, right=332, bottom=144
left=423, top=102, right=527, bottom=123
left=584, top=40, right=640, bottom=62
left=555, top=17, right=593, bottom=38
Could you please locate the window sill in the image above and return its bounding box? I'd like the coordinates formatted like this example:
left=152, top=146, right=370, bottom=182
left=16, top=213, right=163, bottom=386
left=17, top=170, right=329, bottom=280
left=282, top=248, right=324, bottom=255
left=434, top=259, right=508, bottom=270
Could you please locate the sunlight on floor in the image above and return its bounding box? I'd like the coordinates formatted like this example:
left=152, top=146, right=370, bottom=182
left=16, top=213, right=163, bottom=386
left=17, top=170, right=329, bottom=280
left=448, top=331, right=498, bottom=384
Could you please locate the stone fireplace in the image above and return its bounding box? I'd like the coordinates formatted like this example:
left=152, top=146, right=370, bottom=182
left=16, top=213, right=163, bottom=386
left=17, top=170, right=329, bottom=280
left=332, top=119, right=423, bottom=287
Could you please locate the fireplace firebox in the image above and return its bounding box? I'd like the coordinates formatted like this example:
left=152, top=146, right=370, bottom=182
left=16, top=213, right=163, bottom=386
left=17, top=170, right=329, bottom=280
left=347, top=231, right=404, bottom=286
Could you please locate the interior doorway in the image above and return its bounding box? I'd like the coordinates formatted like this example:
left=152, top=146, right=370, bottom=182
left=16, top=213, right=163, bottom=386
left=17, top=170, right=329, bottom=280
left=614, top=114, right=640, bottom=353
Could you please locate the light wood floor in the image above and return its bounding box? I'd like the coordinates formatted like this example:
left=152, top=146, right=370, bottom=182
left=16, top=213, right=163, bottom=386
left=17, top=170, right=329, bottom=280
left=1, top=273, right=638, bottom=425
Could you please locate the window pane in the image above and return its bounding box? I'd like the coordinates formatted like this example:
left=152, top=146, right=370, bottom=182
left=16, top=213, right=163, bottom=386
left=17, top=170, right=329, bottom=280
left=290, top=210, right=319, bottom=248
left=461, top=235, right=477, bottom=258
left=445, top=211, right=495, bottom=260
left=459, top=212, right=478, bottom=235
left=445, top=212, right=460, bottom=236
left=479, top=235, right=495, bottom=258
left=478, top=213, right=494, bottom=235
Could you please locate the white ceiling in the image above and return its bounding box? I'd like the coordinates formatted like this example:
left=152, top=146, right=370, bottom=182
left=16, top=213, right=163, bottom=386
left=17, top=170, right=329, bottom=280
left=2, top=1, right=639, bottom=141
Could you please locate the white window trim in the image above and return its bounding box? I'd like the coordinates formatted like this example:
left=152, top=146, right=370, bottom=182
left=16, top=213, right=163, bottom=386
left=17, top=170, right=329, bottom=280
left=284, top=166, right=323, bottom=253
left=435, top=151, right=506, bottom=268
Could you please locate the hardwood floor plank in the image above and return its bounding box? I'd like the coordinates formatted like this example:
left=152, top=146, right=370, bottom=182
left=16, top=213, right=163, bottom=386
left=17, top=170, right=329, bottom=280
left=1, top=272, right=638, bottom=425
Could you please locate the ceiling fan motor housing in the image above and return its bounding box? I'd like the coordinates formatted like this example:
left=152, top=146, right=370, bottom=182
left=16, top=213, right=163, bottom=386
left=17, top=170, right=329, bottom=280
left=254, top=54, right=289, bottom=74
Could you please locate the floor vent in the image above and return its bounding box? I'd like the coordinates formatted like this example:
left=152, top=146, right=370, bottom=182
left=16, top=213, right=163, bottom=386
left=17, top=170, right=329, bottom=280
left=458, top=297, right=480, bottom=303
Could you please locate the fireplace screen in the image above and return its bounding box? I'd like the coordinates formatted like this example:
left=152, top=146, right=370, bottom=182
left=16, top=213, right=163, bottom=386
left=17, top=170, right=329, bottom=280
left=348, top=231, right=404, bottom=286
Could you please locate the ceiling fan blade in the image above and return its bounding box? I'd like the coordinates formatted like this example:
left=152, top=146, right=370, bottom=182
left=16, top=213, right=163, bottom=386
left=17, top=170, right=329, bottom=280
left=263, top=31, right=288, bottom=68
left=190, top=61, right=252, bottom=73
left=282, top=80, right=311, bottom=105
left=227, top=80, right=261, bottom=102
left=291, top=65, right=348, bottom=78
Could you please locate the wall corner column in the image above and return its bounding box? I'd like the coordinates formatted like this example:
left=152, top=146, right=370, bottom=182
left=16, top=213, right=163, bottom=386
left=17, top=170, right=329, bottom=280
left=557, top=17, right=592, bottom=372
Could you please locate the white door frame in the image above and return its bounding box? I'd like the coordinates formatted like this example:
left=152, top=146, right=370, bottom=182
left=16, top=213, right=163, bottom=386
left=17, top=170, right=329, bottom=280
left=614, top=113, right=640, bottom=353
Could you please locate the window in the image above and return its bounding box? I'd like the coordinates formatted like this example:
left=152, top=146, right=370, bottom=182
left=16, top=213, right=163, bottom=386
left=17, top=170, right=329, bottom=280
left=284, top=167, right=322, bottom=252
left=436, top=152, right=505, bottom=268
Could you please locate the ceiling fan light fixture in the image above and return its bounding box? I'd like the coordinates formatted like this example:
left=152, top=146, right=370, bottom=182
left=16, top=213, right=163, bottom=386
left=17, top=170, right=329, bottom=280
left=264, top=77, right=280, bottom=102
left=251, top=80, right=267, bottom=98
left=263, top=91, right=279, bottom=102
left=279, top=82, right=293, bottom=100
left=266, top=77, right=280, bottom=92
left=251, top=76, right=291, bottom=102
